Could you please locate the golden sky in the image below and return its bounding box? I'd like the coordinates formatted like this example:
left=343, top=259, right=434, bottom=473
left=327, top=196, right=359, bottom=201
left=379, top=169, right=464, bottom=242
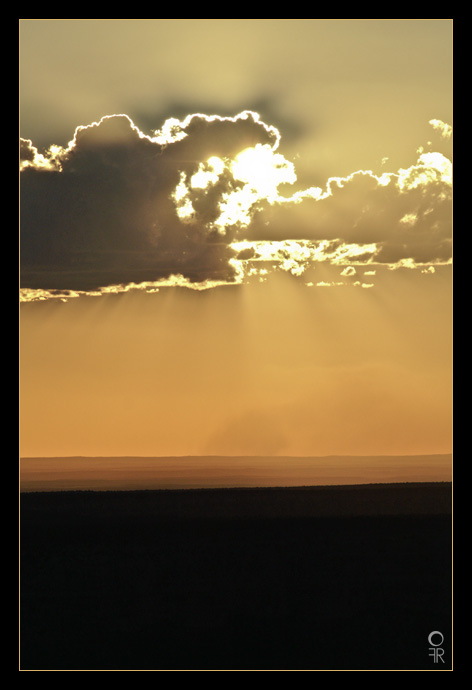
left=19, top=19, right=452, bottom=464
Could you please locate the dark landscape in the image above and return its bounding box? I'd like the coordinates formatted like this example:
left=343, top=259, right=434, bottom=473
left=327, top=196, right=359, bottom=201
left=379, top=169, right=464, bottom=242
left=20, top=483, right=452, bottom=671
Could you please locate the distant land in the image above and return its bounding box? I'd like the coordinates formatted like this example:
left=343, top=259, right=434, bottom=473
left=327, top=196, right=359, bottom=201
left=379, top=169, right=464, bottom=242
left=20, top=454, right=452, bottom=492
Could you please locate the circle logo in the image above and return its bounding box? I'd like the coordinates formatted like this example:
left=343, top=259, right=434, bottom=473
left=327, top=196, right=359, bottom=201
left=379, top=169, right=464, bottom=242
left=428, top=631, right=444, bottom=647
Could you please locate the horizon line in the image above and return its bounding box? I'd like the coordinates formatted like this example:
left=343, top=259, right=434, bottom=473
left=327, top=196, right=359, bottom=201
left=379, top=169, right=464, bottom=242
left=20, top=452, right=453, bottom=459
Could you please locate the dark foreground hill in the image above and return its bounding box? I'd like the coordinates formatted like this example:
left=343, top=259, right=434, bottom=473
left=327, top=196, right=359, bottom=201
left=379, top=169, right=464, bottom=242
left=20, top=483, right=452, bottom=671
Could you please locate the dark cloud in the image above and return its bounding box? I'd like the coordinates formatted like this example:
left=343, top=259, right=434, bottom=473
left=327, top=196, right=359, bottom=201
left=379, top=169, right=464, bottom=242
left=20, top=138, right=37, bottom=164
left=136, top=94, right=307, bottom=149
left=20, top=112, right=276, bottom=291
left=246, top=159, right=452, bottom=265
left=20, top=112, right=452, bottom=296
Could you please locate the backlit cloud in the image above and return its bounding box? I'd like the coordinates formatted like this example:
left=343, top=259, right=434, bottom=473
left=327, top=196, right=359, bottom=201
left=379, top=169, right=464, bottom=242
left=20, top=111, right=452, bottom=300
left=429, top=118, right=452, bottom=139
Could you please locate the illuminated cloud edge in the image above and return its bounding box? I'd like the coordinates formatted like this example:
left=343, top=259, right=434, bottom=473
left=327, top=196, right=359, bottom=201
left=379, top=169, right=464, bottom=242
left=20, top=112, right=452, bottom=301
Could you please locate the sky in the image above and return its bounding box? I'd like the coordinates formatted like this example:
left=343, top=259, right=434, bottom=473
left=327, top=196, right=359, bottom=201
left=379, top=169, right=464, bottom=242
left=19, top=19, right=453, bottom=466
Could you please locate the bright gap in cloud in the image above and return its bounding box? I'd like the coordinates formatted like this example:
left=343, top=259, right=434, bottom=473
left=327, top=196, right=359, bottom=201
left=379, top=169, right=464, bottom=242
left=20, top=111, right=452, bottom=301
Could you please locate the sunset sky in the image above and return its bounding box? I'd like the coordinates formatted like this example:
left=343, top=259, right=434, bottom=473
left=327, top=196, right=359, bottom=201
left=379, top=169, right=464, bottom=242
left=19, top=19, right=452, bottom=463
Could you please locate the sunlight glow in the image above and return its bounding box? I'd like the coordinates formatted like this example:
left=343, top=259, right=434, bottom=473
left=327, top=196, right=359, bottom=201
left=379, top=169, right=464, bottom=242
left=231, top=144, right=297, bottom=201
left=171, top=140, right=301, bottom=234
left=170, top=123, right=452, bottom=243
left=190, top=156, right=226, bottom=189
left=397, top=152, right=452, bottom=191
left=231, top=239, right=381, bottom=278
left=21, top=110, right=452, bottom=300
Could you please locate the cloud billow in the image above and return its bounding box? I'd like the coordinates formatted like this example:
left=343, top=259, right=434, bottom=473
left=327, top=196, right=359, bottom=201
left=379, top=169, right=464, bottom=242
left=20, top=112, right=277, bottom=292
left=20, top=112, right=452, bottom=300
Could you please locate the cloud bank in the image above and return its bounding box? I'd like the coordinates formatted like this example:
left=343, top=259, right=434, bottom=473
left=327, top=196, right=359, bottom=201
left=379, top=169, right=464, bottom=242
left=20, top=112, right=452, bottom=301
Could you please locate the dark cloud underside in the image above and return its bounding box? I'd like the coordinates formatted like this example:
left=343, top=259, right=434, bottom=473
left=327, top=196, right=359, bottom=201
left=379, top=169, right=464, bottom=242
left=20, top=112, right=452, bottom=294
left=20, top=113, right=276, bottom=291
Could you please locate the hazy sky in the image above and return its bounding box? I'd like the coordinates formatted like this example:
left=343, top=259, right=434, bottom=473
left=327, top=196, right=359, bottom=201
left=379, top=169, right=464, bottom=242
left=19, top=19, right=452, bottom=460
